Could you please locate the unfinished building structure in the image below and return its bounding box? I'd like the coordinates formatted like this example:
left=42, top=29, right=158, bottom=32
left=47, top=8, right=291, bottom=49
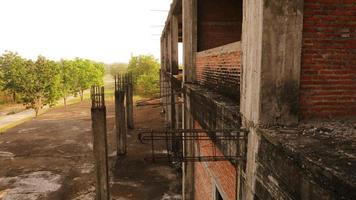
left=160, top=0, right=356, bottom=199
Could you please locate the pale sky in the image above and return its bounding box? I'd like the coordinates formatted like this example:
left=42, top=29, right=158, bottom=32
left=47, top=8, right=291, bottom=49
left=0, top=0, right=172, bottom=63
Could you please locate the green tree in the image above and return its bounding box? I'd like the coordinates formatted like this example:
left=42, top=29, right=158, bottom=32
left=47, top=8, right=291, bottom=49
left=127, top=55, right=160, bottom=96
left=21, top=56, right=61, bottom=116
left=72, top=58, right=105, bottom=101
left=59, top=60, right=78, bottom=107
left=0, top=51, right=27, bottom=102
left=109, top=63, right=127, bottom=78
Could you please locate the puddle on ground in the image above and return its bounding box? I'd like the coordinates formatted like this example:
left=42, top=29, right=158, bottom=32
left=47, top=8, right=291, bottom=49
left=0, top=171, right=62, bottom=200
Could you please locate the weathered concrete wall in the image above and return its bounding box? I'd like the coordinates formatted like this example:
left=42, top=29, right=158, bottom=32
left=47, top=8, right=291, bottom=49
left=196, top=42, right=241, bottom=100
left=241, top=0, right=303, bottom=126
left=259, top=0, right=303, bottom=125
left=197, top=0, right=242, bottom=51
left=254, top=128, right=356, bottom=200
left=300, top=0, right=356, bottom=119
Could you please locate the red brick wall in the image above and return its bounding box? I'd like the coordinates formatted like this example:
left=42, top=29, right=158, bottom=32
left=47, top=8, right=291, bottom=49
left=197, top=0, right=242, bottom=51
left=194, top=122, right=237, bottom=200
left=300, top=0, right=356, bottom=119
left=196, top=43, right=241, bottom=99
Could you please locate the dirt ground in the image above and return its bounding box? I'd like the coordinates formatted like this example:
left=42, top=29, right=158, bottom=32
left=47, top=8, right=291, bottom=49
left=0, top=100, right=181, bottom=200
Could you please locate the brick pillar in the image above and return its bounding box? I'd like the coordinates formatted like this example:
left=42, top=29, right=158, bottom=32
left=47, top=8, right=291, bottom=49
left=91, top=86, right=110, bottom=200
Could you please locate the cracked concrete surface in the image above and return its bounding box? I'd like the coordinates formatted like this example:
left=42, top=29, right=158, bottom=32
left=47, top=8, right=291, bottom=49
left=0, top=101, right=181, bottom=200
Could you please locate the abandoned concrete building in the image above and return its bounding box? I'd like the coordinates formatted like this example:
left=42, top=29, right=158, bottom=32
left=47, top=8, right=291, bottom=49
left=160, top=0, right=356, bottom=200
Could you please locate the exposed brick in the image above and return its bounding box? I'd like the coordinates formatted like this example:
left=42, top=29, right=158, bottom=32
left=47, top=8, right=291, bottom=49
left=196, top=50, right=241, bottom=100
left=194, top=121, right=237, bottom=200
left=197, top=0, right=242, bottom=51
left=300, top=0, right=356, bottom=119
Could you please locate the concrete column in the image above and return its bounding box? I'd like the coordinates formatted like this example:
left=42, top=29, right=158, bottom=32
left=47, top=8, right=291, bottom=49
left=115, top=90, right=127, bottom=156
left=175, top=94, right=181, bottom=129
left=170, top=14, right=179, bottom=130
left=91, top=87, right=110, bottom=200
left=167, top=29, right=173, bottom=128
left=172, top=94, right=181, bottom=156
left=161, top=35, right=169, bottom=126
left=183, top=0, right=197, bottom=83
left=126, top=73, right=134, bottom=129
left=171, top=15, right=179, bottom=76
left=160, top=39, right=164, bottom=106
left=240, top=0, right=304, bottom=199
left=182, top=91, right=195, bottom=200
left=181, top=1, right=197, bottom=198
left=163, top=36, right=169, bottom=125
left=241, top=0, right=304, bottom=126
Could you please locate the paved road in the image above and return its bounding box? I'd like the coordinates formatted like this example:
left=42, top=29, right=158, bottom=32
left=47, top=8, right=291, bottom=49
left=0, top=95, right=81, bottom=132
left=0, top=109, right=35, bottom=131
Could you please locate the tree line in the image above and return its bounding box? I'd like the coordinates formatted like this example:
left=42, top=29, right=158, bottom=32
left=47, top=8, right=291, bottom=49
left=106, top=55, right=160, bottom=97
left=127, top=55, right=160, bottom=97
left=0, top=51, right=104, bottom=116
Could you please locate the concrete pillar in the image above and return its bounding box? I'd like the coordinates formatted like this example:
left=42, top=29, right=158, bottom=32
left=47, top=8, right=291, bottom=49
left=172, top=94, right=181, bottom=156
left=126, top=73, right=134, bottom=129
left=171, top=15, right=179, bottom=76
left=163, top=35, right=170, bottom=125
left=182, top=91, right=195, bottom=200
left=115, top=76, right=127, bottom=156
left=160, top=39, right=164, bottom=107
left=183, top=0, right=197, bottom=83
left=167, top=29, right=173, bottom=128
left=240, top=0, right=304, bottom=199
left=181, top=0, right=197, bottom=199
left=91, top=86, right=110, bottom=200
left=116, top=90, right=127, bottom=156
left=170, top=14, right=179, bottom=130
left=175, top=94, right=181, bottom=129
left=241, top=0, right=304, bottom=126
